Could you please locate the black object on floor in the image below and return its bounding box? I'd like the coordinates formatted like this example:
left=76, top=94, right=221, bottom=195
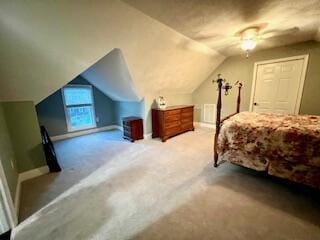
left=41, top=126, right=62, bottom=172
left=0, top=230, right=11, bottom=240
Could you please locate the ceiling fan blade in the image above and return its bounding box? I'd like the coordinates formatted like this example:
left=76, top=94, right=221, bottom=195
left=194, top=36, right=217, bottom=41
left=193, top=33, right=228, bottom=41
left=197, top=36, right=238, bottom=47
left=224, top=42, right=242, bottom=51
left=211, top=40, right=240, bottom=49
left=261, top=27, right=299, bottom=39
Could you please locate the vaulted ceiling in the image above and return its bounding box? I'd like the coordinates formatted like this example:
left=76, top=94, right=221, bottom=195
left=123, top=0, right=320, bottom=56
left=0, top=0, right=223, bottom=103
left=81, top=49, right=141, bottom=102
left=0, top=0, right=224, bottom=103
left=0, top=0, right=319, bottom=104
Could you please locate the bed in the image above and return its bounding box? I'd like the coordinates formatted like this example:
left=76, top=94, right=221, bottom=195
left=217, top=112, right=320, bottom=188
left=212, top=75, right=320, bottom=189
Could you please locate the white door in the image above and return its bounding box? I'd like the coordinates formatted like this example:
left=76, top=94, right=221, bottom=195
left=251, top=56, right=308, bottom=114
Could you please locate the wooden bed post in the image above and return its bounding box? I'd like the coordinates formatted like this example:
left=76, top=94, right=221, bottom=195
left=213, top=76, right=243, bottom=168
left=236, top=82, right=243, bottom=113
left=213, top=75, right=224, bottom=167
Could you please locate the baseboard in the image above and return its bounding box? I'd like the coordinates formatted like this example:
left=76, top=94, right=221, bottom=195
left=143, top=133, right=152, bottom=139
left=51, top=125, right=122, bottom=141
left=194, top=122, right=215, bottom=129
left=18, top=166, right=49, bottom=183
left=14, top=166, right=49, bottom=216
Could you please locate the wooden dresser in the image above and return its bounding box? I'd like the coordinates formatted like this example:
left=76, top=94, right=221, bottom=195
left=152, top=105, right=194, bottom=142
left=122, top=117, right=144, bottom=142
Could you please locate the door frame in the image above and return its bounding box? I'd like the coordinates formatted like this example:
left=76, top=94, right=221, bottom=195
left=0, top=157, right=18, bottom=229
left=249, top=55, right=309, bottom=114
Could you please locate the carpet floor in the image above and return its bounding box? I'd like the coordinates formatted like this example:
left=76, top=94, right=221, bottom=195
left=13, top=128, right=320, bottom=240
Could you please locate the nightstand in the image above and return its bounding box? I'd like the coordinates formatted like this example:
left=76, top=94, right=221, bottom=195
left=122, top=117, right=144, bottom=142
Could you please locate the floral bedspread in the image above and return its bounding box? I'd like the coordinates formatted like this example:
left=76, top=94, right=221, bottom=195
left=217, top=112, right=320, bottom=179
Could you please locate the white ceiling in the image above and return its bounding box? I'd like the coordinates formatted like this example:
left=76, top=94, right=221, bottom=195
left=0, top=0, right=224, bottom=103
left=122, top=0, right=320, bottom=56
left=81, top=49, right=141, bottom=102
left=1, top=0, right=319, bottom=104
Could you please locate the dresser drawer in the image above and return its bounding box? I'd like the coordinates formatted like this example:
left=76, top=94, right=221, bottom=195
left=123, top=125, right=131, bottom=132
left=181, top=107, right=193, bottom=113
left=123, top=121, right=132, bottom=127
left=124, top=130, right=131, bottom=137
left=181, top=111, right=193, bottom=118
left=181, top=116, right=193, bottom=123
left=164, top=113, right=180, bottom=122
left=164, top=109, right=181, bottom=116
left=181, top=122, right=194, bottom=130
left=164, top=120, right=180, bottom=129
left=164, top=126, right=181, bottom=136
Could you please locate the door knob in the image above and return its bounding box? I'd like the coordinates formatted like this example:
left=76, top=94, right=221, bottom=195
left=253, top=102, right=258, bottom=106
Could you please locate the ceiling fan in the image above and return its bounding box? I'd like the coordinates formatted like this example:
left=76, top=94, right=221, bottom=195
left=195, top=25, right=299, bottom=57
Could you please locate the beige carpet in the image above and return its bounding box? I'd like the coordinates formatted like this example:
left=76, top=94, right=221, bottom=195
left=13, top=128, right=320, bottom=240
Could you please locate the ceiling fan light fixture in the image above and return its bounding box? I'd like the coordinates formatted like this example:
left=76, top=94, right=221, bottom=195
left=241, top=38, right=257, bottom=51
left=239, top=27, right=259, bottom=57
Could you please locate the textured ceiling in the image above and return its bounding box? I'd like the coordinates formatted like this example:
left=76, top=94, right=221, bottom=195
left=122, top=0, right=320, bottom=56
left=0, top=0, right=223, bottom=103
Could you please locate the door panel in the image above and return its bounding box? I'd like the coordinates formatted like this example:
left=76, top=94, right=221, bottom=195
left=253, top=64, right=277, bottom=112
left=252, top=59, right=304, bottom=114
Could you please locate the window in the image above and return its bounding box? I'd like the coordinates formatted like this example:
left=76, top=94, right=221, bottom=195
left=62, top=85, right=96, bottom=132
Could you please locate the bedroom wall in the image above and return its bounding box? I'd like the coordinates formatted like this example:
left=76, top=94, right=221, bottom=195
left=0, top=103, right=18, bottom=199
left=193, top=40, right=320, bottom=122
left=1, top=101, right=46, bottom=173
left=159, top=93, right=193, bottom=107
left=36, top=76, right=117, bottom=137
left=114, top=100, right=144, bottom=127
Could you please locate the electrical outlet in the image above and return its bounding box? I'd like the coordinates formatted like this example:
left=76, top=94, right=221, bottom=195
left=96, top=116, right=100, bottom=123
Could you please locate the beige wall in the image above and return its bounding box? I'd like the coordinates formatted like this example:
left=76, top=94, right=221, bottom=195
left=2, top=101, right=46, bottom=173
left=193, top=41, right=320, bottom=122
left=0, top=104, right=18, bottom=200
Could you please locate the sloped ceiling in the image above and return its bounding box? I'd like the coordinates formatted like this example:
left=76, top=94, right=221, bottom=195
left=123, top=0, right=320, bottom=56
left=81, top=49, right=140, bottom=102
left=0, top=0, right=224, bottom=103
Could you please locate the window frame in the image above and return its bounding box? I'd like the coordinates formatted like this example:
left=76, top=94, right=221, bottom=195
left=62, top=84, right=97, bottom=132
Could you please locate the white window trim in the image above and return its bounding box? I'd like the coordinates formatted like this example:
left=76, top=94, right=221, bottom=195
left=62, top=84, right=97, bottom=132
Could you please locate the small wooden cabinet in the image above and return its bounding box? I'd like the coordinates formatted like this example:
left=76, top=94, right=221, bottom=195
left=152, top=105, right=194, bottom=142
left=122, top=117, right=144, bottom=142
